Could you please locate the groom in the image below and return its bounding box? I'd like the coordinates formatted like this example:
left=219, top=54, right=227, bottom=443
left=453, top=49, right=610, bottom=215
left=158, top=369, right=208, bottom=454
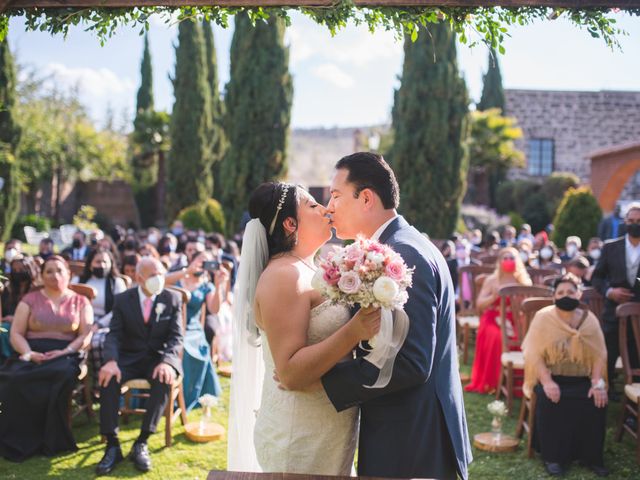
left=322, top=152, right=472, bottom=479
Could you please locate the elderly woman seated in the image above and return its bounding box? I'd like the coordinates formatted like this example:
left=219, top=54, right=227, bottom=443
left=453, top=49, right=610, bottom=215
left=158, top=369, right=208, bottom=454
left=0, top=255, right=93, bottom=462
left=522, top=273, right=608, bottom=477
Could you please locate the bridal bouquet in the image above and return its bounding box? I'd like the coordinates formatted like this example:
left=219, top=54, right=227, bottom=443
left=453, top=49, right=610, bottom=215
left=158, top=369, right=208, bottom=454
left=312, top=237, right=414, bottom=388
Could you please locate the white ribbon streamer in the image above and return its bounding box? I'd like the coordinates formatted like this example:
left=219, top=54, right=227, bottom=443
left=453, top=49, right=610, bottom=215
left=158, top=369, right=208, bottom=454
left=363, top=307, right=410, bottom=388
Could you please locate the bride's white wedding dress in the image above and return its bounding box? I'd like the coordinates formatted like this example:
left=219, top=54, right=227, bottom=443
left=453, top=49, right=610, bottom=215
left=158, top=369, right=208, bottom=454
left=254, top=302, right=359, bottom=475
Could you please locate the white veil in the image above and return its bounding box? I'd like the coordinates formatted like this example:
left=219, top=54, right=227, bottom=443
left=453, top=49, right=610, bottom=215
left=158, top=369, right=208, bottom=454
left=227, top=218, right=269, bottom=472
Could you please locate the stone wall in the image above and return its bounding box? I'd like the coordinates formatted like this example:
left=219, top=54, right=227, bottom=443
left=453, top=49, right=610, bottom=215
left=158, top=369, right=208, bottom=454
left=504, top=89, right=640, bottom=201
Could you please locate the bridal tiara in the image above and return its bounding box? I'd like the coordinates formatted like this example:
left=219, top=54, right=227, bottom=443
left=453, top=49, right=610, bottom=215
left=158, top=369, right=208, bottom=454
left=268, top=184, right=291, bottom=235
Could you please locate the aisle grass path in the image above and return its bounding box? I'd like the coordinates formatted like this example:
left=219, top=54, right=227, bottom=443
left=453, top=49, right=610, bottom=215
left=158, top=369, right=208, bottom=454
left=0, top=367, right=637, bottom=479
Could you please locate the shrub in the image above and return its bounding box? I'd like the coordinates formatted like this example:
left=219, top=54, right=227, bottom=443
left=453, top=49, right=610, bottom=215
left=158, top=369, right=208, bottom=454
left=177, top=198, right=226, bottom=234
left=552, top=187, right=602, bottom=247
left=495, top=179, right=539, bottom=214
left=521, top=191, right=551, bottom=234
left=11, top=214, right=52, bottom=241
left=541, top=172, right=580, bottom=219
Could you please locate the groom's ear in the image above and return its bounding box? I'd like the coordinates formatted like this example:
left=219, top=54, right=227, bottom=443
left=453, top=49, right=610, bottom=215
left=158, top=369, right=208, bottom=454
left=360, top=188, right=375, bottom=209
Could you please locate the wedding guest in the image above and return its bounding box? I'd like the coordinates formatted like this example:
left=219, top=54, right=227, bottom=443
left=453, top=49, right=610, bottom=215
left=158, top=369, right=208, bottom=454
left=97, top=257, right=183, bottom=474
left=138, top=243, right=160, bottom=260
left=36, top=237, right=55, bottom=263
left=0, top=256, right=40, bottom=362
left=517, top=238, right=534, bottom=267
left=598, top=204, right=624, bottom=241
left=96, top=235, right=121, bottom=270
left=560, top=235, right=582, bottom=263
left=483, top=231, right=501, bottom=251
left=62, top=230, right=89, bottom=261
left=0, top=255, right=93, bottom=461
left=121, top=254, right=140, bottom=287
left=465, top=247, right=532, bottom=394
left=522, top=274, right=608, bottom=477
left=500, top=225, right=517, bottom=248
left=166, top=250, right=225, bottom=410
left=565, top=256, right=592, bottom=287
left=1, top=239, right=22, bottom=274
left=517, top=223, right=535, bottom=244
left=533, top=242, right=563, bottom=271
left=533, top=230, right=549, bottom=251
left=586, top=237, right=604, bottom=266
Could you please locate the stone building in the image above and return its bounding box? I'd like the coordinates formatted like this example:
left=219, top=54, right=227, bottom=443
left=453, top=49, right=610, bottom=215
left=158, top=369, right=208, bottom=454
left=504, top=89, right=640, bottom=212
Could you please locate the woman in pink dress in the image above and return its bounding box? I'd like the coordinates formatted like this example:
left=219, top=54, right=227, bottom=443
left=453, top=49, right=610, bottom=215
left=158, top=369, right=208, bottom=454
left=465, top=247, right=532, bottom=394
left=0, top=255, right=93, bottom=462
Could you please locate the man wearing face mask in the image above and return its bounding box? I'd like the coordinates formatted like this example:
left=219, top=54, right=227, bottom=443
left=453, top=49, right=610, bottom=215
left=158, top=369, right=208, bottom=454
left=62, top=230, right=88, bottom=261
left=586, top=237, right=604, bottom=266
left=560, top=236, right=582, bottom=263
left=96, top=257, right=183, bottom=475
left=592, top=202, right=640, bottom=390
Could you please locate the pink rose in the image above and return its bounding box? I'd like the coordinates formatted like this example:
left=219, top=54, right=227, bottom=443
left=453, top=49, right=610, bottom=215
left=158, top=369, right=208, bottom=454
left=338, top=271, right=362, bottom=294
left=385, top=261, right=406, bottom=281
left=367, top=242, right=385, bottom=254
left=323, top=266, right=341, bottom=286
left=345, top=246, right=364, bottom=263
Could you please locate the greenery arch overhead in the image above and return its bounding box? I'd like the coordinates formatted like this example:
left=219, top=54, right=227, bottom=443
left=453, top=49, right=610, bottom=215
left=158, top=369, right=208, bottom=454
left=1, top=1, right=639, bottom=48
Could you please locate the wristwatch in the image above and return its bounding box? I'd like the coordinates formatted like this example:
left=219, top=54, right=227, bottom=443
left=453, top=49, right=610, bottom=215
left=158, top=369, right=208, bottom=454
left=591, top=378, right=606, bottom=390
left=20, top=351, right=32, bottom=362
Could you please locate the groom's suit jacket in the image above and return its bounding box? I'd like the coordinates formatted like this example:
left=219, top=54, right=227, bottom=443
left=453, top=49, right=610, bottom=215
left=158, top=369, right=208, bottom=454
left=322, top=216, right=472, bottom=479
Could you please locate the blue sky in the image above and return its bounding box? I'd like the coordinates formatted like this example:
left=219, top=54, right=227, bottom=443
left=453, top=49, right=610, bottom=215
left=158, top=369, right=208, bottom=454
left=7, top=11, right=640, bottom=131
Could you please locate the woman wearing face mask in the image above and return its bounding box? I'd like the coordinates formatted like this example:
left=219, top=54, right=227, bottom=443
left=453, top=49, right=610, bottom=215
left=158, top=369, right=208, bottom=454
left=166, top=250, right=226, bottom=410
left=0, top=256, right=93, bottom=461
left=465, top=247, right=532, bottom=394
left=0, top=256, right=40, bottom=362
left=533, top=242, right=563, bottom=270
left=522, top=274, right=608, bottom=477
left=77, top=249, right=128, bottom=394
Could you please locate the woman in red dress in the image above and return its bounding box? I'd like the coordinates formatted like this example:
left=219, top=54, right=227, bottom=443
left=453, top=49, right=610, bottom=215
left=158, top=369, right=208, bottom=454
left=465, top=247, right=532, bottom=394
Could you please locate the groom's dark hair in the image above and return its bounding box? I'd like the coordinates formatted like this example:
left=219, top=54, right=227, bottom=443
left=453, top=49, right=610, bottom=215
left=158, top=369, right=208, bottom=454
left=335, top=152, right=399, bottom=209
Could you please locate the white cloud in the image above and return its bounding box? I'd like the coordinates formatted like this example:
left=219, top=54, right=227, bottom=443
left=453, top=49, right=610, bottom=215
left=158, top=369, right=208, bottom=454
left=312, top=63, right=355, bottom=89
left=43, top=63, right=136, bottom=98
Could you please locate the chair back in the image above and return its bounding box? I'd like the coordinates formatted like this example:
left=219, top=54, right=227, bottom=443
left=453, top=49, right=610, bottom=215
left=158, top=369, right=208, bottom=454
left=615, top=302, right=640, bottom=385
left=541, top=274, right=560, bottom=286
left=478, top=254, right=499, bottom=266
left=457, top=264, right=495, bottom=315
left=521, top=297, right=554, bottom=334
left=68, top=260, right=85, bottom=277
left=166, top=285, right=191, bottom=333
left=581, top=286, right=605, bottom=322
left=69, top=283, right=97, bottom=301
left=527, top=267, right=560, bottom=286
left=498, top=284, right=553, bottom=352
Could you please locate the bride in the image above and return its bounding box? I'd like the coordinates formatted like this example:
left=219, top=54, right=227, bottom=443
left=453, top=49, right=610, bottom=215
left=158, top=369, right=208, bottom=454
left=228, top=182, right=380, bottom=475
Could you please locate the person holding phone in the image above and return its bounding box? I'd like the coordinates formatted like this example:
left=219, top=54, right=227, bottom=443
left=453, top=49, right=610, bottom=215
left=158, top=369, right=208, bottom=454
left=166, top=250, right=228, bottom=410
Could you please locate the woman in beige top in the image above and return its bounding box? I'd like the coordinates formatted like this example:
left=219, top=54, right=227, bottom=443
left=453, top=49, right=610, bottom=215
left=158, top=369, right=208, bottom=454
left=0, top=255, right=93, bottom=462
left=522, top=273, right=608, bottom=477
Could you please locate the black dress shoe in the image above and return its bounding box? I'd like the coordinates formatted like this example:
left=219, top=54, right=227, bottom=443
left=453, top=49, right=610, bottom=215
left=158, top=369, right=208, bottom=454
left=96, top=445, right=123, bottom=475
left=129, top=441, right=152, bottom=472
left=544, top=462, right=565, bottom=476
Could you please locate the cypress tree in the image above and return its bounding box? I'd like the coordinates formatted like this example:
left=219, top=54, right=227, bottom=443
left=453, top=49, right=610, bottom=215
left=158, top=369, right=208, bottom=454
left=477, top=48, right=505, bottom=113
left=202, top=20, right=227, bottom=196
left=477, top=48, right=507, bottom=208
left=136, top=33, right=154, bottom=114
left=389, top=24, right=469, bottom=238
left=168, top=19, right=213, bottom=219
left=220, top=13, right=293, bottom=232
left=0, top=37, right=22, bottom=241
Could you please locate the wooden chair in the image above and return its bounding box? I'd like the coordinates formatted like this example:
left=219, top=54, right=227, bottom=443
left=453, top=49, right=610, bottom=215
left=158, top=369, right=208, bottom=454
left=542, top=274, right=560, bottom=287
left=581, top=286, right=605, bottom=323
left=456, top=265, right=494, bottom=364
left=514, top=297, right=554, bottom=457
left=68, top=260, right=86, bottom=278
left=496, top=284, right=553, bottom=413
left=478, top=254, right=499, bottom=266
left=527, top=267, right=560, bottom=286
left=119, top=285, right=189, bottom=447
left=615, top=302, right=640, bottom=464
left=67, top=283, right=97, bottom=426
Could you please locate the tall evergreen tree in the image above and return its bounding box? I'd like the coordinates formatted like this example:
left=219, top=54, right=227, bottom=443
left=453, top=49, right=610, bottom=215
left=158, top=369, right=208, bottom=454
left=0, top=37, right=22, bottom=241
left=389, top=24, right=469, bottom=238
left=202, top=20, right=227, bottom=195
left=220, top=13, right=293, bottom=232
left=477, top=48, right=505, bottom=113
left=136, top=33, right=154, bottom=114
left=168, top=19, right=213, bottom=219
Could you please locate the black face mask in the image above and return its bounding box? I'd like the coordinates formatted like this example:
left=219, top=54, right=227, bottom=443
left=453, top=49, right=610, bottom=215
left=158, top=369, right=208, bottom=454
left=39, top=251, right=53, bottom=261
left=626, top=223, right=640, bottom=238
left=555, top=296, right=580, bottom=312
left=92, top=267, right=106, bottom=279
left=158, top=245, right=171, bottom=255
left=72, top=239, right=82, bottom=249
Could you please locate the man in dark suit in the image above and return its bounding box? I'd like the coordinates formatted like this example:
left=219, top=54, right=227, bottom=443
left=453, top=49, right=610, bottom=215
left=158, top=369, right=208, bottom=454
left=62, top=230, right=89, bottom=261
left=96, top=257, right=183, bottom=475
left=323, top=152, right=472, bottom=480
left=592, top=202, right=640, bottom=386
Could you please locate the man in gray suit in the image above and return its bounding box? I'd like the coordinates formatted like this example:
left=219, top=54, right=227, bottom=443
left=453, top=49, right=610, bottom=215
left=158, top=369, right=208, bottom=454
left=322, top=152, right=472, bottom=479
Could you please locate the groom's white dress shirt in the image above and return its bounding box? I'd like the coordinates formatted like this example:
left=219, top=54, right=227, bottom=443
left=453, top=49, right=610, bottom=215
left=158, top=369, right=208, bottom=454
left=371, top=215, right=399, bottom=242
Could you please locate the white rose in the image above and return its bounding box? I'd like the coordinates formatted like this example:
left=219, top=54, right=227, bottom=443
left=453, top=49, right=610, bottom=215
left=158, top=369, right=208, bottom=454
left=367, top=252, right=385, bottom=266
left=373, top=276, right=399, bottom=304
left=311, top=269, right=327, bottom=293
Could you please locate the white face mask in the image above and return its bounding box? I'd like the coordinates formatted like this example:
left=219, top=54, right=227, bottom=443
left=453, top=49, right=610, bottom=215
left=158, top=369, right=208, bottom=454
left=566, top=244, right=578, bottom=257
left=4, top=248, right=17, bottom=262
left=540, top=247, right=553, bottom=260
left=145, top=274, right=165, bottom=296
left=589, top=248, right=601, bottom=260
left=147, top=233, right=159, bottom=246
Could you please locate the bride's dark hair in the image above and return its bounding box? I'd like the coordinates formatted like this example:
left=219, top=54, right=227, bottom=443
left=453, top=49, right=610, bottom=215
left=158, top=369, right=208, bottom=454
left=249, top=182, right=299, bottom=257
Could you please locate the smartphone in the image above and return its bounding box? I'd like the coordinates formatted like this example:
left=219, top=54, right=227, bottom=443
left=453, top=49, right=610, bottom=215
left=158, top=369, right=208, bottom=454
left=202, top=260, right=221, bottom=271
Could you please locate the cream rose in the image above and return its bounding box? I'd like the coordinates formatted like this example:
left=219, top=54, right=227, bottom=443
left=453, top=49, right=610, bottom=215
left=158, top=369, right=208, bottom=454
left=373, top=276, right=399, bottom=304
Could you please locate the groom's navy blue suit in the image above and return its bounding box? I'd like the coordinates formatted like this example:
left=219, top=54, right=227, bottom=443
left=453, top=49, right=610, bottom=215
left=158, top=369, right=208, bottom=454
left=322, top=216, right=472, bottom=479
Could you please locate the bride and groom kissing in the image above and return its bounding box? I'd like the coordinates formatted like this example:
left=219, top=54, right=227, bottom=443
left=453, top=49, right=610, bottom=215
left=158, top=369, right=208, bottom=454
left=228, top=152, right=472, bottom=480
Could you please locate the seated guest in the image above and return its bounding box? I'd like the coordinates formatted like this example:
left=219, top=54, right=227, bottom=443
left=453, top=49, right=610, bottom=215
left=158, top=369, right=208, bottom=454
left=0, top=256, right=93, bottom=461
left=76, top=249, right=127, bottom=394
left=560, top=235, right=582, bottom=263
left=96, top=257, right=183, bottom=475
left=517, top=238, right=534, bottom=267
left=121, top=254, right=140, bottom=287
left=517, top=223, right=535, bottom=244
left=1, top=239, right=22, bottom=274
left=586, top=237, right=604, bottom=266
left=36, top=237, right=55, bottom=263
left=522, top=274, right=608, bottom=477
left=465, top=247, right=532, bottom=394
left=532, top=242, right=563, bottom=270
left=1, top=256, right=40, bottom=362
left=62, top=230, right=89, bottom=261
left=566, top=256, right=592, bottom=287
left=500, top=225, right=517, bottom=248
left=166, top=251, right=224, bottom=410
left=483, top=231, right=501, bottom=251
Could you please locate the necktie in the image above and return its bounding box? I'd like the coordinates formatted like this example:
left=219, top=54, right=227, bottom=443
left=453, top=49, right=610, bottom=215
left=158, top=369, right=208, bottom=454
left=143, top=297, right=153, bottom=324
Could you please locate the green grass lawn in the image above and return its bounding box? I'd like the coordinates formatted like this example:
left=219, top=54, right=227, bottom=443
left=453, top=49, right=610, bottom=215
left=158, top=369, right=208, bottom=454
left=0, top=366, right=638, bottom=479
